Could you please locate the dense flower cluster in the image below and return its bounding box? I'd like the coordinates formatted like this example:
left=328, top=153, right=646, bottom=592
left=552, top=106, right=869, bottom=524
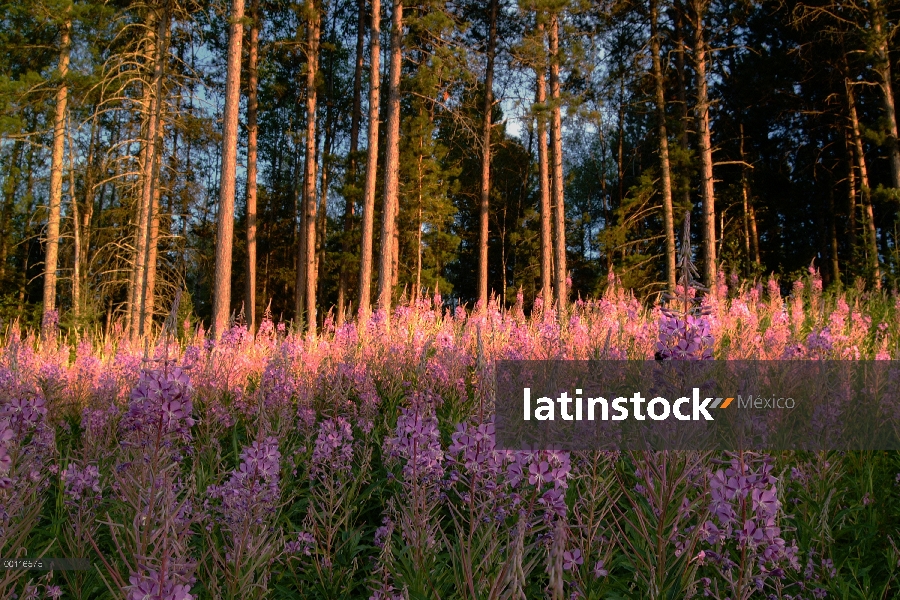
left=62, top=462, right=101, bottom=501
left=385, top=408, right=444, bottom=484
left=311, top=417, right=354, bottom=477
left=207, top=437, right=281, bottom=529
left=126, top=569, right=193, bottom=600
left=121, top=367, right=195, bottom=447
left=656, top=313, right=715, bottom=360
left=700, top=453, right=799, bottom=590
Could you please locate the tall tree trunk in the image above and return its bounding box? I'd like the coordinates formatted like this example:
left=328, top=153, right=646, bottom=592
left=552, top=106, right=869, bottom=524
left=212, top=0, right=246, bottom=337
left=358, top=0, right=381, bottom=321
left=377, top=0, right=402, bottom=317
left=317, top=113, right=333, bottom=313
left=337, top=0, right=367, bottom=326
left=43, top=12, right=71, bottom=321
left=0, top=141, right=23, bottom=284
left=299, top=0, right=321, bottom=335
left=829, top=183, right=840, bottom=284
left=477, top=0, right=498, bottom=310
left=845, top=127, right=858, bottom=258
left=847, top=79, right=881, bottom=288
left=549, top=13, right=567, bottom=313
left=245, top=0, right=260, bottom=331
left=739, top=123, right=759, bottom=269
left=673, top=0, right=691, bottom=211
left=143, top=114, right=164, bottom=331
left=650, top=0, right=676, bottom=292
left=69, top=131, right=80, bottom=319
left=691, top=0, right=716, bottom=289
left=535, top=40, right=553, bottom=312
left=133, top=6, right=170, bottom=336
left=870, top=0, right=900, bottom=189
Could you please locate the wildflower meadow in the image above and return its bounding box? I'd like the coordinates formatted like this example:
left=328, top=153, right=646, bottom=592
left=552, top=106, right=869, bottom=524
left=3, top=270, right=900, bottom=599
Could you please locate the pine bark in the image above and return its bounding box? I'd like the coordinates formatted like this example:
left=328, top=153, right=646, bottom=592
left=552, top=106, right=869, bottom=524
left=300, top=0, right=321, bottom=335
left=131, top=8, right=165, bottom=336
left=358, top=0, right=382, bottom=321
left=739, top=123, right=759, bottom=268
left=870, top=0, right=900, bottom=189
left=211, top=0, right=246, bottom=337
left=245, top=0, right=260, bottom=331
left=535, top=26, right=552, bottom=312
left=0, top=141, right=23, bottom=285
left=477, top=0, right=498, bottom=310
left=673, top=0, right=691, bottom=211
left=649, top=0, right=676, bottom=292
left=846, top=79, right=881, bottom=288
left=376, top=0, right=403, bottom=317
left=548, top=14, right=567, bottom=313
left=691, top=0, right=717, bottom=289
left=43, top=13, right=71, bottom=320
left=337, top=0, right=367, bottom=325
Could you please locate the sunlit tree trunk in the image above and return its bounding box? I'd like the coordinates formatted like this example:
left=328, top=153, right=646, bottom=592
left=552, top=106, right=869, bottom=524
left=245, top=0, right=260, bottom=331
left=43, top=12, right=71, bottom=321
left=337, top=0, right=366, bottom=326
left=846, top=79, right=881, bottom=288
left=377, top=0, right=402, bottom=317
left=358, top=0, right=381, bottom=321
left=691, top=0, right=717, bottom=289
left=477, top=0, right=498, bottom=310
left=212, top=0, right=246, bottom=337
left=535, top=43, right=553, bottom=312
left=650, top=0, right=676, bottom=292
left=548, top=13, right=567, bottom=313
left=131, top=7, right=168, bottom=336
left=299, top=0, right=321, bottom=335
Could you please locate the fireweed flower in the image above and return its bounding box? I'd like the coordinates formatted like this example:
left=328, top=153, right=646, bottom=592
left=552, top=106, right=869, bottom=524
left=385, top=407, right=444, bottom=484
left=311, top=417, right=354, bottom=478
left=207, top=437, right=281, bottom=530
left=284, top=531, right=316, bottom=556
left=126, top=569, right=194, bottom=600
left=122, top=367, right=195, bottom=450
left=62, top=462, right=101, bottom=501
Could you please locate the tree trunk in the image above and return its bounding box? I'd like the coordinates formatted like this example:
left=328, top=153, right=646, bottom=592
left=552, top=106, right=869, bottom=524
left=829, top=183, right=840, bottom=284
left=358, top=0, right=381, bottom=321
left=549, top=13, right=567, bottom=313
left=211, top=0, right=246, bottom=337
left=300, top=0, right=321, bottom=335
left=673, top=0, right=691, bottom=211
left=377, top=0, right=403, bottom=318
left=691, top=0, right=717, bottom=289
left=477, top=0, right=498, bottom=310
left=43, top=13, right=71, bottom=321
left=739, top=123, right=759, bottom=269
left=535, top=38, right=553, bottom=313
left=142, top=113, right=164, bottom=332
left=650, top=0, right=676, bottom=292
left=870, top=0, right=900, bottom=190
left=845, top=127, right=858, bottom=258
left=337, top=0, right=367, bottom=326
left=847, top=79, right=881, bottom=288
left=316, top=112, right=333, bottom=314
left=245, top=0, right=260, bottom=331
left=131, top=8, right=164, bottom=335
left=0, top=141, right=23, bottom=284
left=69, top=135, right=80, bottom=319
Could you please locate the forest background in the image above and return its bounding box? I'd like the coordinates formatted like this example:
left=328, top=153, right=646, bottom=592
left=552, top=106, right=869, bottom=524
left=2, top=0, right=899, bottom=334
